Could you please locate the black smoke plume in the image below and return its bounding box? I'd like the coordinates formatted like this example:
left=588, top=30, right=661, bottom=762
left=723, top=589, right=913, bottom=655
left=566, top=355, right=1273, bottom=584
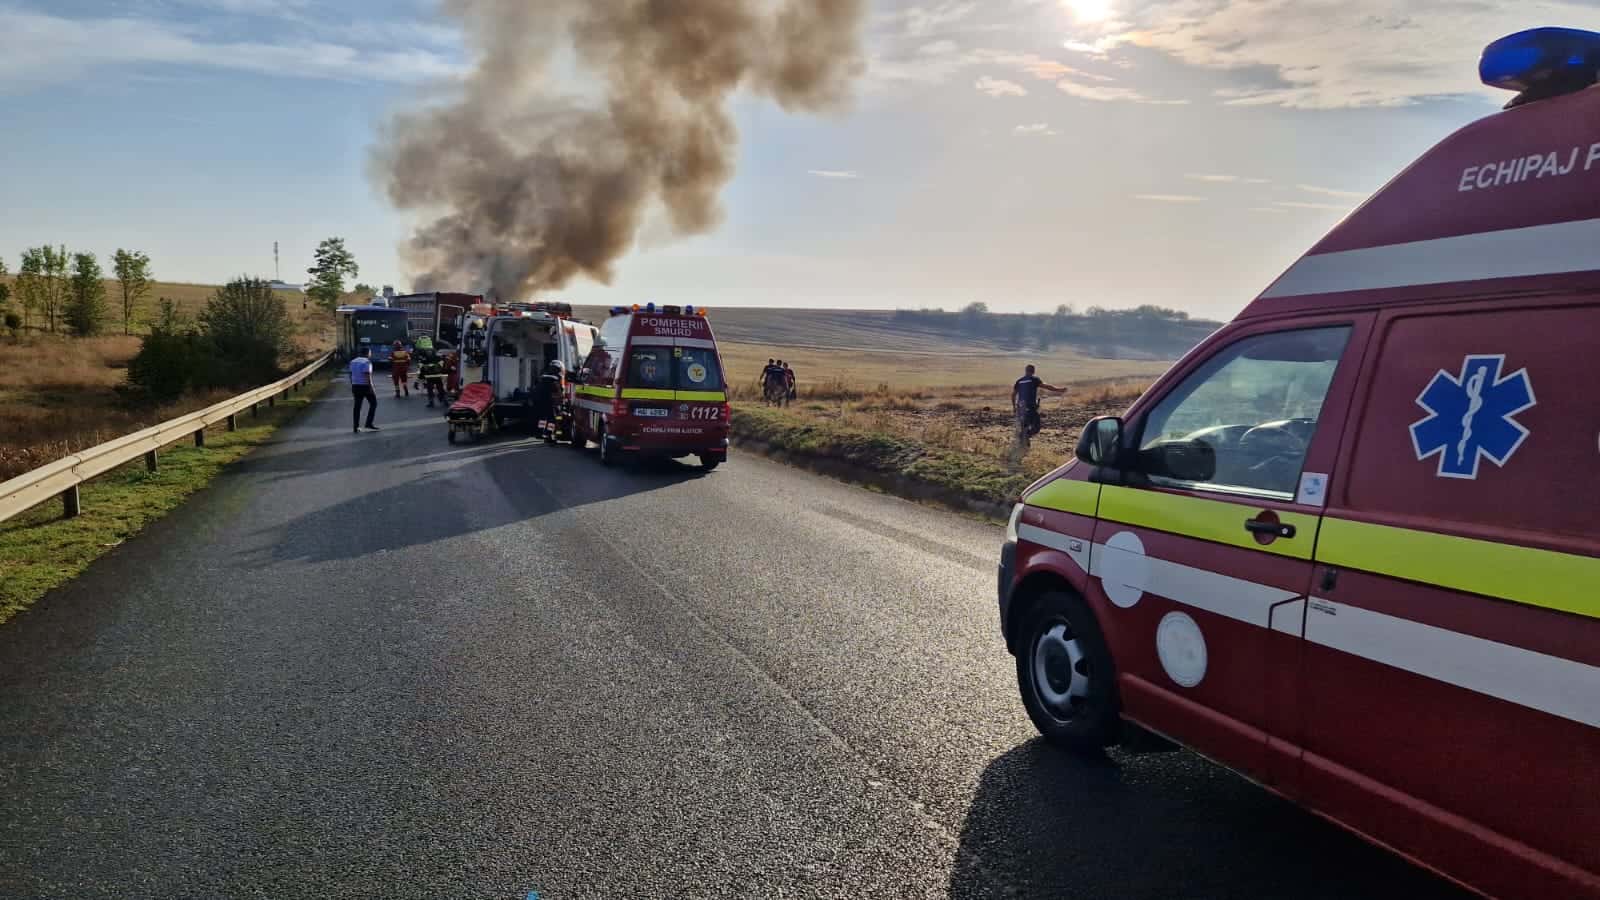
left=376, top=0, right=867, bottom=299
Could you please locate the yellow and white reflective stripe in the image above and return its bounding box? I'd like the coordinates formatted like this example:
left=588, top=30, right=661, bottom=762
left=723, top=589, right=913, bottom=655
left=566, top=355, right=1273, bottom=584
left=1318, top=518, right=1600, bottom=621
left=1305, top=598, right=1600, bottom=728
left=629, top=336, right=676, bottom=347
left=619, top=388, right=675, bottom=401
left=676, top=338, right=717, bottom=349
left=1084, top=537, right=1299, bottom=627
left=675, top=390, right=727, bottom=402
left=1025, top=479, right=1100, bottom=517
left=575, top=386, right=614, bottom=401
left=1260, top=217, right=1600, bottom=299
left=1097, top=485, right=1319, bottom=561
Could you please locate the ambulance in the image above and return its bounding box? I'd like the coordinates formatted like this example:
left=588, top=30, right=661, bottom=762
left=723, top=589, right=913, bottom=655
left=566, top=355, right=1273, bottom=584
left=571, top=304, right=730, bottom=469
left=996, top=28, right=1599, bottom=900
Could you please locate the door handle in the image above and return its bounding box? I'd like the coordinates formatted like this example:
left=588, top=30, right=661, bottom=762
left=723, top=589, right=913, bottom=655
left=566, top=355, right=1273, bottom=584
left=1245, top=519, right=1296, bottom=539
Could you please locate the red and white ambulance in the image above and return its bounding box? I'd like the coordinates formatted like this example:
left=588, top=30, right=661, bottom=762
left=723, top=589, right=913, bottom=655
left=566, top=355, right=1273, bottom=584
left=997, top=28, right=1600, bottom=900
left=572, top=304, right=730, bottom=470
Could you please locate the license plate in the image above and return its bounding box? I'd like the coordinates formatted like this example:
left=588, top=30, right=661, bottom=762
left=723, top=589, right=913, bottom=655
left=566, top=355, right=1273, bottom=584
left=634, top=407, right=669, bottom=417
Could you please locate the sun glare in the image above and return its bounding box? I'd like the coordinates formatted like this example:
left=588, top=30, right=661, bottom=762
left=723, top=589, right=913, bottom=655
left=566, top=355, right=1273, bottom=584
left=1062, top=0, right=1114, bottom=23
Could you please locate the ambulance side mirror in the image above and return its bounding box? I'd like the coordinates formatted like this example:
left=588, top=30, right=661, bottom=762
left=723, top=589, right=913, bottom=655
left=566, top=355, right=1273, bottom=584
left=1075, top=417, right=1124, bottom=468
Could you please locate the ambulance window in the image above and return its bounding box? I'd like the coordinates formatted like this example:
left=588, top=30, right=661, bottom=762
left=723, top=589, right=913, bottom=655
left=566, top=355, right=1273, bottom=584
left=675, top=348, right=723, bottom=391
left=1139, top=326, right=1351, bottom=498
left=574, top=326, right=594, bottom=363
left=628, top=348, right=674, bottom=390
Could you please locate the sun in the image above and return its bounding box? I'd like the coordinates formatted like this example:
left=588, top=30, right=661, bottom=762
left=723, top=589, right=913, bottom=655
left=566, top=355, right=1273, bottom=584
left=1062, top=0, right=1114, bottom=23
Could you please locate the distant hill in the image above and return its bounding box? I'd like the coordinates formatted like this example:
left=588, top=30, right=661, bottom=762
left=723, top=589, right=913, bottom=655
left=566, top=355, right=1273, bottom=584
left=572, top=304, right=1218, bottom=360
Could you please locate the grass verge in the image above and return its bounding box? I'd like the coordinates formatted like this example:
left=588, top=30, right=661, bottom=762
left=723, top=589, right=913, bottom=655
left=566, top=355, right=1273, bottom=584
left=730, top=404, right=1035, bottom=520
left=0, top=371, right=330, bottom=626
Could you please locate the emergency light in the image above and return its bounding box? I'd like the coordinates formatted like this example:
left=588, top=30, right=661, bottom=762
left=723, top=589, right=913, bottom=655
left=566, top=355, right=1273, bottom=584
left=684, top=305, right=695, bottom=315
left=1480, top=27, right=1600, bottom=103
left=646, top=302, right=657, bottom=313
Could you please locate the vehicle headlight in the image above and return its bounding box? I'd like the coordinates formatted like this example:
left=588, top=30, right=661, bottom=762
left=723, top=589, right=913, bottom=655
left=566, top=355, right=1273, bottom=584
left=1005, top=503, right=1024, bottom=544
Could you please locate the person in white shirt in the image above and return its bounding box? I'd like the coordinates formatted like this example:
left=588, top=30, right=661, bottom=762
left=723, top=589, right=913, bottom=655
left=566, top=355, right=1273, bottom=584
left=349, top=348, right=379, bottom=433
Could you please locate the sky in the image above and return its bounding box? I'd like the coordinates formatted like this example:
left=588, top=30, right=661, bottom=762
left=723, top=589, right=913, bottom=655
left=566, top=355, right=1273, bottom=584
left=2, top=1, right=1594, bottom=320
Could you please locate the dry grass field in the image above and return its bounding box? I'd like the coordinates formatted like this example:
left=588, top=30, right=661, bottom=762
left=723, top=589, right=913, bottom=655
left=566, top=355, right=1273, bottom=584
left=0, top=283, right=336, bottom=481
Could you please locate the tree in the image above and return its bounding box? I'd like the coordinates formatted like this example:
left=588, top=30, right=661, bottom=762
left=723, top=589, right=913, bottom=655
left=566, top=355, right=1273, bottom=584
left=201, top=276, right=291, bottom=385
left=352, top=282, right=375, bottom=296
left=306, top=237, right=358, bottom=309
left=17, top=245, right=69, bottom=332
left=113, top=249, right=154, bottom=335
left=65, top=252, right=109, bottom=336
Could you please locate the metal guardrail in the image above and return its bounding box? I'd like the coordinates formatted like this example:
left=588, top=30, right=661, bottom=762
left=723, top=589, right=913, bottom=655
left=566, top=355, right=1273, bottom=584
left=0, top=353, right=332, bottom=525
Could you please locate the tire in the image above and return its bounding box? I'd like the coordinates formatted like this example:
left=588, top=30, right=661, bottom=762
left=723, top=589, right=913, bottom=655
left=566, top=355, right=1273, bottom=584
left=699, top=455, right=721, bottom=471
left=1015, top=590, right=1120, bottom=751
left=598, top=426, right=615, bottom=467
left=447, top=430, right=457, bottom=445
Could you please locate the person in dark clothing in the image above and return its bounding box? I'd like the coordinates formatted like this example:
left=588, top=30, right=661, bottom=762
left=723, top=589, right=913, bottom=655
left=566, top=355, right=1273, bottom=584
left=1012, top=364, right=1066, bottom=440
left=419, top=352, right=448, bottom=408
left=350, top=347, right=379, bottom=433
left=532, top=360, right=566, bottom=441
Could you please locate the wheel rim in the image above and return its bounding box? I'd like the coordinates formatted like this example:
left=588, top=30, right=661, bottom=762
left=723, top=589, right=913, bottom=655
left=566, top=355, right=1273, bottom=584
left=1032, top=622, right=1090, bottom=721
left=599, top=429, right=609, bottom=462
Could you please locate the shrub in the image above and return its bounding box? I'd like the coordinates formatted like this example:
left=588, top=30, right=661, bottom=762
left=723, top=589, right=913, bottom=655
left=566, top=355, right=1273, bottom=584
left=127, top=328, right=207, bottom=403
left=3, top=312, right=19, bottom=338
left=199, top=277, right=290, bottom=388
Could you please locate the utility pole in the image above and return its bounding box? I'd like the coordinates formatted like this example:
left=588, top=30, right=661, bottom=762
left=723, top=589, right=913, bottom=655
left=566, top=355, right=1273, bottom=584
left=274, top=242, right=280, bottom=281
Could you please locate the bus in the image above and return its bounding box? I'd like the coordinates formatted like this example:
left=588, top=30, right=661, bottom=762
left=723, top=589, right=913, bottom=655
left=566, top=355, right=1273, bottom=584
left=335, top=305, right=411, bottom=366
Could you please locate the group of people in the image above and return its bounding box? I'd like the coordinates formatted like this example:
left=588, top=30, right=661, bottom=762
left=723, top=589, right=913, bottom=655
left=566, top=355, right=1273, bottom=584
left=761, top=359, right=797, bottom=406
left=347, top=340, right=458, bottom=434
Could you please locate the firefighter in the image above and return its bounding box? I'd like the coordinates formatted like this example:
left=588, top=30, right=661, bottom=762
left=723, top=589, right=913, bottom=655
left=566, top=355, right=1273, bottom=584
left=419, top=352, right=448, bottom=408
left=390, top=341, right=412, bottom=398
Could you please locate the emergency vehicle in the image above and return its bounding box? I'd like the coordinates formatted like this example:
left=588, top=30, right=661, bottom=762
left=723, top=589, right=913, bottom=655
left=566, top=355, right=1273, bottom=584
left=448, top=301, right=597, bottom=436
left=997, top=28, right=1600, bottom=900
left=572, top=304, right=729, bottom=470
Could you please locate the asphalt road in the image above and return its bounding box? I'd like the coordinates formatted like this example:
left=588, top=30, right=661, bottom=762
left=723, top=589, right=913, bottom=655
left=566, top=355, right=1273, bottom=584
left=0, top=378, right=1470, bottom=900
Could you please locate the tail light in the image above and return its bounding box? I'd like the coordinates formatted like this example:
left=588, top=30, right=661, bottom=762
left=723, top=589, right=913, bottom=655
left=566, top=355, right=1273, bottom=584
left=611, top=399, right=628, bottom=418
left=720, top=402, right=732, bottom=421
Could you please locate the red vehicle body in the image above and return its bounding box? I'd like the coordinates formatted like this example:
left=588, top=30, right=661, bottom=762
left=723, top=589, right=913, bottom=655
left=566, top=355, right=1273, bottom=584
left=998, top=41, right=1600, bottom=900
left=572, top=305, right=730, bottom=470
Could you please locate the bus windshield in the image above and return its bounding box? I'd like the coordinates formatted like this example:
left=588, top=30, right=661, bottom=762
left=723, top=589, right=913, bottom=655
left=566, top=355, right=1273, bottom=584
left=354, top=311, right=408, bottom=344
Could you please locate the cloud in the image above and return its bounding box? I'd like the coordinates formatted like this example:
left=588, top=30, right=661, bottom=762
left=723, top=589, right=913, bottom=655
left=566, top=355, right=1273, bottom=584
left=896, top=2, right=980, bottom=38
left=0, top=9, right=463, bottom=91
left=807, top=170, right=862, bottom=179
left=1297, top=183, right=1369, bottom=199
left=1055, top=76, right=1186, bottom=105
left=1013, top=123, right=1059, bottom=136
left=981, top=50, right=1183, bottom=104
left=975, top=76, right=1027, bottom=97
left=1073, top=0, right=1594, bottom=108
left=1275, top=201, right=1352, bottom=210
left=1248, top=207, right=1288, bottom=213
left=1134, top=194, right=1205, bottom=203
left=1187, top=173, right=1271, bottom=184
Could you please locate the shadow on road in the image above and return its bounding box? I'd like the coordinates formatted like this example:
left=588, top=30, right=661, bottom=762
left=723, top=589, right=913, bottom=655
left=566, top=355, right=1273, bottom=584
left=947, top=740, right=1470, bottom=900
left=253, top=437, right=710, bottom=565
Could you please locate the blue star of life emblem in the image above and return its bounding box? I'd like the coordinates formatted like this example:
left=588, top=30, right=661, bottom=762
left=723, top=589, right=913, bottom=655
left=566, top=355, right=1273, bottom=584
left=1410, top=355, right=1536, bottom=480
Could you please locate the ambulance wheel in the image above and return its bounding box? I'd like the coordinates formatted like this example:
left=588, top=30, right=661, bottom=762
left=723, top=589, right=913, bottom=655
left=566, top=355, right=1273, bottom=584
left=1017, top=590, right=1119, bottom=751
left=598, top=427, right=616, bottom=467
left=699, top=455, right=721, bottom=471
left=447, top=430, right=457, bottom=445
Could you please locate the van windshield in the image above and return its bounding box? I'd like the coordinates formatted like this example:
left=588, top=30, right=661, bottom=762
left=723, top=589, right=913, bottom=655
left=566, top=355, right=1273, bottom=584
left=626, top=346, right=724, bottom=392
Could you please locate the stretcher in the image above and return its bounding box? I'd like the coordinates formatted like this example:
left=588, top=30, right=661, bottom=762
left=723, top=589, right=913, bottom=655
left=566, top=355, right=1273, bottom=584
left=446, top=382, right=495, bottom=444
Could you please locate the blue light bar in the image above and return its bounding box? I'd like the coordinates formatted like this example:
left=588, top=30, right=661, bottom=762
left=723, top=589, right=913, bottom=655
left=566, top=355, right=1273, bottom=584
left=1480, top=27, right=1600, bottom=94
left=646, top=302, right=656, bottom=313
left=685, top=305, right=695, bottom=315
